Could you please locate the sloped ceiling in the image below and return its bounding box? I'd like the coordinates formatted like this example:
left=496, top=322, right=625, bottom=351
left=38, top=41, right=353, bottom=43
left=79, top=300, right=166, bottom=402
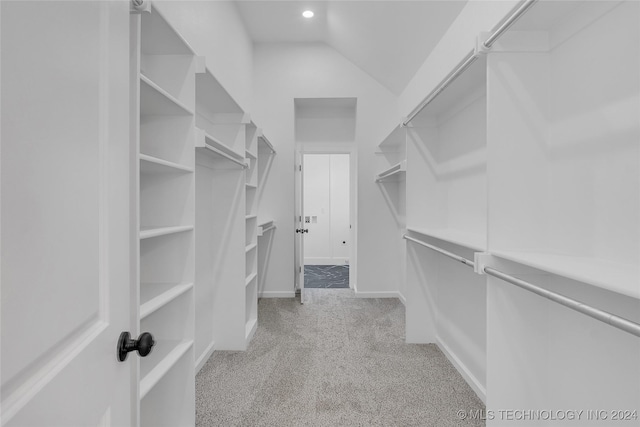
left=235, top=1, right=467, bottom=95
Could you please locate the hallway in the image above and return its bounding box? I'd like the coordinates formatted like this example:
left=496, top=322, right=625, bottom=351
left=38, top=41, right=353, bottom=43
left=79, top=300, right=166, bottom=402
left=196, top=290, right=484, bottom=426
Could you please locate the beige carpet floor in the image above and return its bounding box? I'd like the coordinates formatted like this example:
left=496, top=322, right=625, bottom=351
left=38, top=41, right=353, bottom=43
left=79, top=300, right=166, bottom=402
left=196, top=289, right=485, bottom=426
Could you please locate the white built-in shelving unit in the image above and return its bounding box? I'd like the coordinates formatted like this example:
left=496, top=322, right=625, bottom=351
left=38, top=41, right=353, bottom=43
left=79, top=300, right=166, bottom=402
left=404, top=0, right=640, bottom=411
left=485, top=0, right=640, bottom=414
left=375, top=160, right=406, bottom=182
left=375, top=125, right=406, bottom=182
left=244, top=122, right=259, bottom=342
left=194, top=62, right=255, bottom=355
left=133, top=4, right=275, bottom=400
left=404, top=49, right=488, bottom=401
left=374, top=125, right=408, bottom=302
left=375, top=125, right=407, bottom=222
left=257, top=133, right=277, bottom=297
left=406, top=53, right=487, bottom=250
left=133, top=6, right=196, bottom=426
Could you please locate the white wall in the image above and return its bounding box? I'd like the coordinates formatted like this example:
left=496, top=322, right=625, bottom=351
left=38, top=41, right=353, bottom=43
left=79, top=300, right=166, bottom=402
left=154, top=1, right=253, bottom=112
left=296, top=101, right=357, bottom=144
left=253, top=42, right=401, bottom=298
left=303, top=154, right=350, bottom=265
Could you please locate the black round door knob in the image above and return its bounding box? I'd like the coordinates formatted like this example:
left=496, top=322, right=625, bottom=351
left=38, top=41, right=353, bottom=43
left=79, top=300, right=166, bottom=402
left=117, top=331, right=155, bottom=362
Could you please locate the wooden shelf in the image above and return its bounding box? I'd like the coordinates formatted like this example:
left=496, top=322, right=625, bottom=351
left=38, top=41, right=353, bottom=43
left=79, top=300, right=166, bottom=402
left=378, top=124, right=406, bottom=149
left=245, top=272, right=257, bottom=287
left=245, top=243, right=257, bottom=253
left=245, top=215, right=257, bottom=220
left=245, top=150, right=257, bottom=160
left=140, top=340, right=193, bottom=399
left=141, top=7, right=194, bottom=56
left=140, top=225, right=194, bottom=240
left=410, top=55, right=486, bottom=121
left=406, top=227, right=485, bottom=251
left=376, top=160, right=406, bottom=182
left=140, top=282, right=194, bottom=319
left=245, top=183, right=257, bottom=189
left=136, top=7, right=196, bottom=426
left=140, top=74, right=194, bottom=117
left=140, top=154, right=194, bottom=174
left=195, top=128, right=245, bottom=164
left=492, top=250, right=639, bottom=300
left=195, top=67, right=244, bottom=115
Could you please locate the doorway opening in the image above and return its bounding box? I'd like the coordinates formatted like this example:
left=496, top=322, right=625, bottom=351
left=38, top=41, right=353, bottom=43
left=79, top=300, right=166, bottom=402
left=293, top=97, right=358, bottom=302
left=303, top=154, right=351, bottom=289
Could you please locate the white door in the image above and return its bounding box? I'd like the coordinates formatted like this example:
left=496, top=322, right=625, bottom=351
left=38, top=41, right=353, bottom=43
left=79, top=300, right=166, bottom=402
left=294, top=149, right=305, bottom=303
left=1, top=1, right=132, bottom=426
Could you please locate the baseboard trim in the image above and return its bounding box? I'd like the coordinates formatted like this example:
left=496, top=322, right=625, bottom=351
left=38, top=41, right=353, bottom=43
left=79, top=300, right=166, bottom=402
left=304, top=258, right=349, bottom=265
left=195, top=341, right=215, bottom=375
left=259, top=291, right=295, bottom=298
left=355, top=290, right=402, bottom=299
left=398, top=291, right=406, bottom=305
left=436, top=336, right=486, bottom=404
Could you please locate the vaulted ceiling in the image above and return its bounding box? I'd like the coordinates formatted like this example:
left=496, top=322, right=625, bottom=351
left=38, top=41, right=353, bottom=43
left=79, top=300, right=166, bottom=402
left=235, top=1, right=468, bottom=95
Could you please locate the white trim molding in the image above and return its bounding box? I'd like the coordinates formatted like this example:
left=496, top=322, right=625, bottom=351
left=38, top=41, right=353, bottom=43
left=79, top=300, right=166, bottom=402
left=259, top=291, right=295, bottom=298
left=354, top=290, right=404, bottom=299
left=436, top=336, right=486, bottom=404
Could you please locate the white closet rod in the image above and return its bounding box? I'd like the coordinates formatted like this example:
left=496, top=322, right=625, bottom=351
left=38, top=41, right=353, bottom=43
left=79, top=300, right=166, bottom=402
left=403, top=235, right=475, bottom=268
left=402, top=0, right=538, bottom=126
left=259, top=136, right=276, bottom=154
left=484, top=267, right=640, bottom=339
left=483, top=0, right=539, bottom=48
left=376, top=167, right=402, bottom=182
left=203, top=143, right=248, bottom=168
left=405, top=233, right=640, bottom=338
left=402, top=50, right=477, bottom=126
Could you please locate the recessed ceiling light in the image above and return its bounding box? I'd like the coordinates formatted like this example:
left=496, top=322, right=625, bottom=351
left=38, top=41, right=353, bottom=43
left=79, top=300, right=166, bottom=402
left=302, top=10, right=314, bottom=18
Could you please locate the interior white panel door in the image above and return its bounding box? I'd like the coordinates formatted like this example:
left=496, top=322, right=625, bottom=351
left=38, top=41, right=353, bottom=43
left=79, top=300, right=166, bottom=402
left=1, top=1, right=131, bottom=425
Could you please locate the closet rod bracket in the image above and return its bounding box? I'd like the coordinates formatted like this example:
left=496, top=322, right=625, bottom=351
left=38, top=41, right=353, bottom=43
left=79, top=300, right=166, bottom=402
left=475, top=32, right=492, bottom=55
left=130, top=0, right=151, bottom=14
left=474, top=252, right=494, bottom=275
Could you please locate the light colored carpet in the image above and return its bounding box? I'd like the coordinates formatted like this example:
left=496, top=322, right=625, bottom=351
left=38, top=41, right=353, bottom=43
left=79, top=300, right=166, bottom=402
left=196, top=289, right=485, bottom=426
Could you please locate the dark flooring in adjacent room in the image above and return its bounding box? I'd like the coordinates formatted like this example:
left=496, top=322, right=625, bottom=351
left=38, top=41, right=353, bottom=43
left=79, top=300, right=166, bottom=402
left=304, top=265, right=349, bottom=288
left=196, top=289, right=485, bottom=426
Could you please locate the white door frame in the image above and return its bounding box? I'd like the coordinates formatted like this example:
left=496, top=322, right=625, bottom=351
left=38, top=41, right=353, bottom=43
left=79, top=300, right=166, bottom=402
left=294, top=148, right=305, bottom=302
left=296, top=144, right=357, bottom=291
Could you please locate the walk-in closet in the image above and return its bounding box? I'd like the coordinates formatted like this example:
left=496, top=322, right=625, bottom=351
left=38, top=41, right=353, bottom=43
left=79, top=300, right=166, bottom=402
left=1, top=0, right=638, bottom=425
